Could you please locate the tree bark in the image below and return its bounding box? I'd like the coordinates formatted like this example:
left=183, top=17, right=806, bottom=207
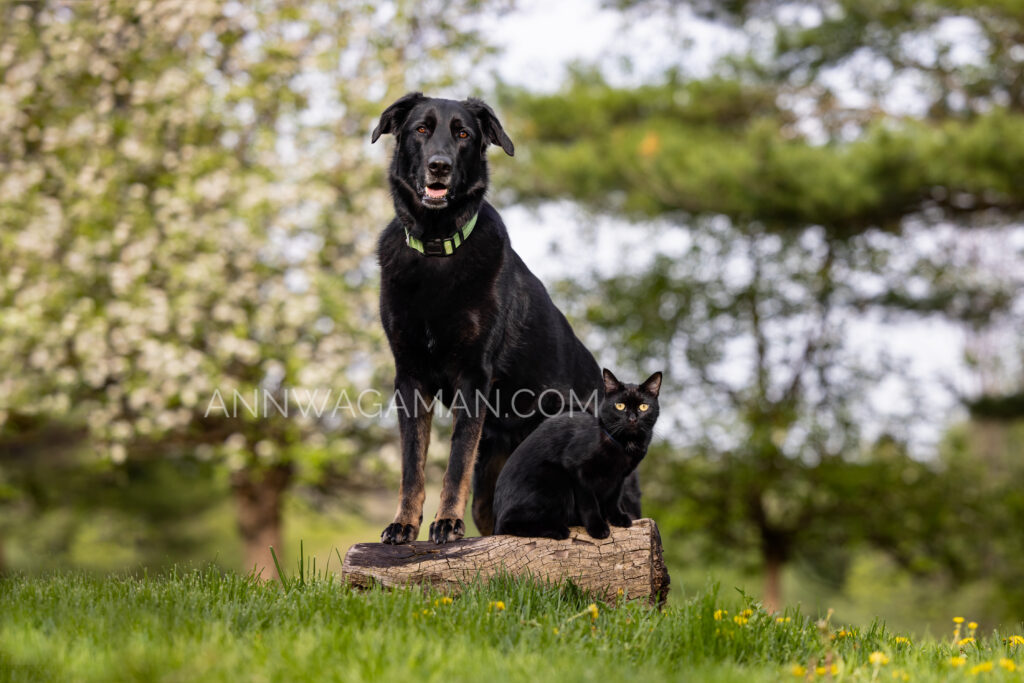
left=342, top=518, right=670, bottom=605
left=231, top=464, right=292, bottom=581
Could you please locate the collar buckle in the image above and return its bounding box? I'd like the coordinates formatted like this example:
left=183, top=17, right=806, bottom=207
left=422, top=239, right=447, bottom=256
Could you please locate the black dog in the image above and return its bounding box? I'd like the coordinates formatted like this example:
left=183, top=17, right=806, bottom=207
left=372, top=93, right=630, bottom=544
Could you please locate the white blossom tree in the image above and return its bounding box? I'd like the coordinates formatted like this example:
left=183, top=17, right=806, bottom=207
left=0, top=0, right=502, bottom=574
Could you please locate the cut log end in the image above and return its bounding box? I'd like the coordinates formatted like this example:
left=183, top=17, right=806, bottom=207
left=342, top=518, right=670, bottom=606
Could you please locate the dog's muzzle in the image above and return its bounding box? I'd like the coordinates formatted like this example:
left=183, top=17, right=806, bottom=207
left=422, top=155, right=453, bottom=208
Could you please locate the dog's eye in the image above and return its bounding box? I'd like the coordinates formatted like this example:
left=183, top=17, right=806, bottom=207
left=614, top=403, right=625, bottom=411
left=458, top=129, right=469, bottom=139
left=416, top=126, right=428, bottom=134
left=638, top=404, right=649, bottom=412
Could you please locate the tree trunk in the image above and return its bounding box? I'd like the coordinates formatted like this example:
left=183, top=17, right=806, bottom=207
left=231, top=464, right=292, bottom=581
left=763, top=554, right=782, bottom=614
left=342, top=518, right=670, bottom=605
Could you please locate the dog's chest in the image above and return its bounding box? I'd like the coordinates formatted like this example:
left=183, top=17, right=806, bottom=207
left=384, top=270, right=491, bottom=354
left=421, top=308, right=483, bottom=351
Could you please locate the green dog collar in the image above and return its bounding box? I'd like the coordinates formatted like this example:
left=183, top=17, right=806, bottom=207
left=404, top=212, right=479, bottom=256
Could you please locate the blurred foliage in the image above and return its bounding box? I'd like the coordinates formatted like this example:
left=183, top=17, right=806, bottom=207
left=509, top=77, right=1024, bottom=232
left=0, top=414, right=232, bottom=572
left=503, top=0, right=1024, bottom=613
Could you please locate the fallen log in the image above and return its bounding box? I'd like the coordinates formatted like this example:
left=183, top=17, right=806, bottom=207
left=342, top=517, right=670, bottom=605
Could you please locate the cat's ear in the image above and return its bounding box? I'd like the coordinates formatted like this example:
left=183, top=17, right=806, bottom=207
left=602, top=368, right=623, bottom=395
left=371, top=92, right=425, bottom=143
left=640, top=371, right=663, bottom=398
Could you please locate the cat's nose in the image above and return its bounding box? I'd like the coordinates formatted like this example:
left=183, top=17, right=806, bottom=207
left=628, top=416, right=637, bottom=424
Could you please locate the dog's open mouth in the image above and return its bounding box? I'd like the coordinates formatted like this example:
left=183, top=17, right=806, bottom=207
left=422, top=183, right=449, bottom=207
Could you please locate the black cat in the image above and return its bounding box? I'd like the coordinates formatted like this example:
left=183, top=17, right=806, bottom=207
left=493, top=369, right=662, bottom=540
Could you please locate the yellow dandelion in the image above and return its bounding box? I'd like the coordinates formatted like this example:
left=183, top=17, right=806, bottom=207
left=440, top=596, right=453, bottom=605
left=714, top=609, right=727, bottom=621
left=553, top=627, right=560, bottom=635
left=733, top=615, right=749, bottom=626
left=488, top=600, right=505, bottom=612
left=869, top=651, right=890, bottom=666
left=968, top=621, right=978, bottom=631
left=815, top=666, right=826, bottom=675
left=999, top=659, right=1016, bottom=672
left=950, top=656, right=967, bottom=667
left=587, top=603, right=599, bottom=620
left=741, top=608, right=754, bottom=618
left=790, top=664, right=807, bottom=677
left=891, top=670, right=909, bottom=681
left=893, top=636, right=911, bottom=645
left=776, top=616, right=792, bottom=624
left=954, top=617, right=965, bottom=624
left=959, top=637, right=976, bottom=646
left=830, top=664, right=839, bottom=675
left=422, top=608, right=431, bottom=616
left=1007, top=635, right=1024, bottom=646
left=969, top=661, right=993, bottom=675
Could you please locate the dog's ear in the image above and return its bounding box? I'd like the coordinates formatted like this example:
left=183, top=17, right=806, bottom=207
left=462, top=97, right=515, bottom=157
left=602, top=368, right=623, bottom=396
left=371, top=92, right=425, bottom=143
left=640, top=371, right=663, bottom=398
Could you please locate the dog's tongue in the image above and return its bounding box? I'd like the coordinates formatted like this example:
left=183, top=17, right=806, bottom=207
left=425, top=186, right=447, bottom=199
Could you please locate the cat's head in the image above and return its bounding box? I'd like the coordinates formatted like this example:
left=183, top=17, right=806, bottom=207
left=599, top=368, right=662, bottom=439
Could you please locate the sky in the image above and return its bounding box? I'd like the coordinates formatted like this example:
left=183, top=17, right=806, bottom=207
left=466, top=0, right=979, bottom=453
left=480, top=0, right=746, bottom=90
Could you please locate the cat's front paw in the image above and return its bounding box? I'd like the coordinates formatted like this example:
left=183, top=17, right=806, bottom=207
left=607, top=511, right=633, bottom=528
left=586, top=522, right=611, bottom=539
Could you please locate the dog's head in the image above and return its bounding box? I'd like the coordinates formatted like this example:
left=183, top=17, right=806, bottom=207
left=372, top=93, right=514, bottom=212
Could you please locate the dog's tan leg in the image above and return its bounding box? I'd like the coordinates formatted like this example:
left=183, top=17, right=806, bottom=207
left=381, top=383, right=433, bottom=544
left=429, top=409, right=485, bottom=544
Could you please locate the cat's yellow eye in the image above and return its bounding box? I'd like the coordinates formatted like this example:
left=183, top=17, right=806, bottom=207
left=639, top=404, right=649, bottom=412
left=614, top=403, right=625, bottom=411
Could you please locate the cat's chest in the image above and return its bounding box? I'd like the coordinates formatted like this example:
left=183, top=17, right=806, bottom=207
left=586, top=434, right=643, bottom=473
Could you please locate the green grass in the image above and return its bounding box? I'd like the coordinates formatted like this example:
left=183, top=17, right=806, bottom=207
left=1, top=567, right=1022, bottom=682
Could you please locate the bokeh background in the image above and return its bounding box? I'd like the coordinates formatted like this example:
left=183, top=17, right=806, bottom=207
left=2, top=0, right=1022, bottom=637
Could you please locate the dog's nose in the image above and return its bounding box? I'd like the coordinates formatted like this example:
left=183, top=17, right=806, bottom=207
left=427, top=155, right=452, bottom=176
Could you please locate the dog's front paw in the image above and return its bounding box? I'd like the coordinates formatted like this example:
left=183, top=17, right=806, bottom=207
left=381, top=522, right=418, bottom=544
left=429, top=518, right=465, bottom=544
left=586, top=522, right=611, bottom=539
left=607, top=511, right=632, bottom=528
